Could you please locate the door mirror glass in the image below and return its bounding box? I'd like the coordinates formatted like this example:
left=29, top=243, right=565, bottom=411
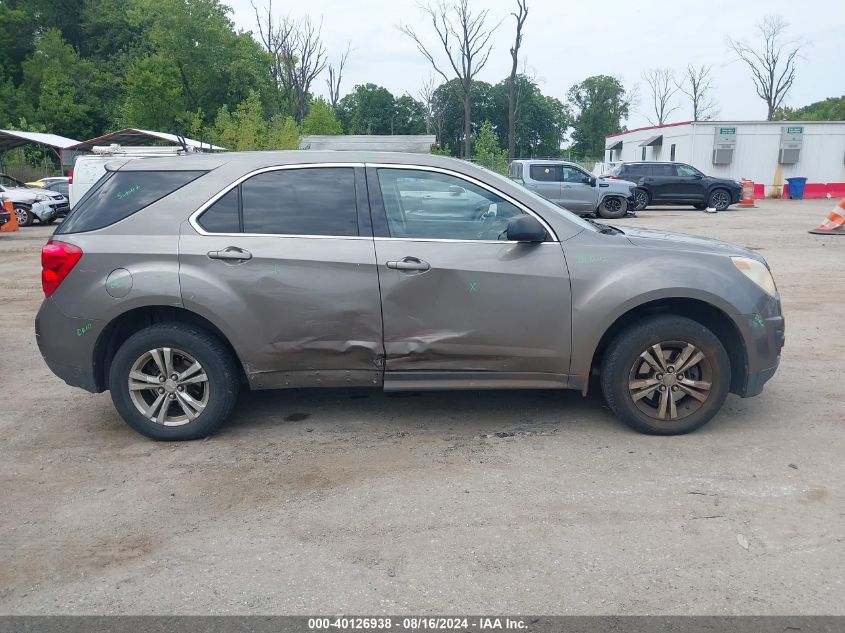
left=506, top=215, right=546, bottom=242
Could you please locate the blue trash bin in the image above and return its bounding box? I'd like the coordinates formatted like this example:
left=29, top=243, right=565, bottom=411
left=786, top=177, right=808, bottom=199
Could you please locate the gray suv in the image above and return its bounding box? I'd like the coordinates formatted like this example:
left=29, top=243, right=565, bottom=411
left=36, top=152, right=784, bottom=440
left=508, top=159, right=637, bottom=219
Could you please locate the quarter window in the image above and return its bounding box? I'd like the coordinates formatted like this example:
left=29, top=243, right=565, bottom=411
left=240, top=167, right=357, bottom=236
left=198, top=188, right=240, bottom=233
left=376, top=168, right=525, bottom=241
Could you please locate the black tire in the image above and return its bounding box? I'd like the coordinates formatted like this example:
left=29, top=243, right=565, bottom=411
left=693, top=203, right=707, bottom=210
left=14, top=206, right=33, bottom=227
left=633, top=188, right=650, bottom=211
left=708, top=188, right=731, bottom=211
left=109, top=322, right=239, bottom=440
left=600, top=315, right=731, bottom=435
left=598, top=196, right=628, bottom=219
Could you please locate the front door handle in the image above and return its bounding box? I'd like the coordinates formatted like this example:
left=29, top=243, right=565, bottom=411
left=207, top=247, right=252, bottom=262
left=386, top=257, right=431, bottom=272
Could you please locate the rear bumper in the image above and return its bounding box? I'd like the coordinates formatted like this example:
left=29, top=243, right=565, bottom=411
left=737, top=312, right=785, bottom=397
left=35, top=298, right=103, bottom=393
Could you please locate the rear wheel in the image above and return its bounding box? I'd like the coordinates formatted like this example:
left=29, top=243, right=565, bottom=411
left=109, top=322, right=239, bottom=440
left=598, top=196, right=627, bottom=219
left=14, top=206, right=33, bottom=226
left=600, top=315, right=731, bottom=435
left=633, top=188, right=650, bottom=211
left=708, top=188, right=731, bottom=211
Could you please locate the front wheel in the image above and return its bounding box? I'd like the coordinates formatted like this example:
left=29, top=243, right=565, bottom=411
left=109, top=322, right=240, bottom=440
left=14, top=206, right=33, bottom=227
left=633, top=188, right=650, bottom=211
left=597, top=196, right=627, bottom=219
left=600, top=315, right=731, bottom=435
left=708, top=189, right=731, bottom=211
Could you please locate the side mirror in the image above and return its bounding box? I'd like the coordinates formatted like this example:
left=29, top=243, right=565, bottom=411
left=693, top=174, right=703, bottom=179
left=506, top=215, right=546, bottom=242
left=588, top=176, right=597, bottom=187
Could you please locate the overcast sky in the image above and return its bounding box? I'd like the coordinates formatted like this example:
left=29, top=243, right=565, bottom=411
left=227, top=0, right=845, bottom=131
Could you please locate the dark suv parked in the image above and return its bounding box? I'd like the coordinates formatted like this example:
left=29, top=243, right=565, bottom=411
left=609, top=162, right=742, bottom=211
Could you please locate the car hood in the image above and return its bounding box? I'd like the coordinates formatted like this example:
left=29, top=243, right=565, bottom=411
left=598, top=177, right=636, bottom=192
left=622, top=226, right=764, bottom=262
left=1, top=186, right=62, bottom=200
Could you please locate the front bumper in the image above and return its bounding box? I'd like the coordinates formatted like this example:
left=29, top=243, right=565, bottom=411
left=30, top=201, right=57, bottom=222
left=737, top=312, right=785, bottom=397
left=36, top=298, right=103, bottom=393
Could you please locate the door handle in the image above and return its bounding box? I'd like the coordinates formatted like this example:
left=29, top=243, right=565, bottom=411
left=207, top=247, right=252, bottom=262
left=386, top=257, right=431, bottom=272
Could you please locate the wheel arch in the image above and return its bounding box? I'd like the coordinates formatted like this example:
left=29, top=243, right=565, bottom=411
left=92, top=305, right=247, bottom=391
left=584, top=297, right=747, bottom=396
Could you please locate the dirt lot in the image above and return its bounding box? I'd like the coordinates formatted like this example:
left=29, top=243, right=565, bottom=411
left=1, top=199, right=843, bottom=615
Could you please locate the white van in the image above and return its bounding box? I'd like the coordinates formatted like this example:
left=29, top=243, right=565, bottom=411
left=69, top=145, right=197, bottom=208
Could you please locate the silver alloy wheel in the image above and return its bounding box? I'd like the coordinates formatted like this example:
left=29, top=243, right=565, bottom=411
left=710, top=190, right=730, bottom=210
left=627, top=340, right=713, bottom=421
left=634, top=189, right=649, bottom=210
left=127, top=347, right=209, bottom=427
left=14, top=207, right=30, bottom=225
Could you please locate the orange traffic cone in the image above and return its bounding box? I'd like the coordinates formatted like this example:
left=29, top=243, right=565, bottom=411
left=809, top=198, right=845, bottom=235
left=739, top=179, right=757, bottom=208
left=0, top=199, right=20, bottom=233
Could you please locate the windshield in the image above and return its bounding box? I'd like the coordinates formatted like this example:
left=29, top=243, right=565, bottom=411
left=0, top=174, right=26, bottom=188
left=475, top=165, right=598, bottom=233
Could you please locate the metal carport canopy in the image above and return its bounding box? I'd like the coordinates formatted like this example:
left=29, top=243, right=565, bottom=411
left=639, top=135, right=663, bottom=147
left=0, top=130, right=81, bottom=153
left=69, top=128, right=225, bottom=152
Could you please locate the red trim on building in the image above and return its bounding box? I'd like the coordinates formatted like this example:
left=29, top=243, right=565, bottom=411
left=606, top=121, right=694, bottom=138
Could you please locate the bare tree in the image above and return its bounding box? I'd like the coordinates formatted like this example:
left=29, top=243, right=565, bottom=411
left=250, top=0, right=294, bottom=113
left=676, top=64, right=718, bottom=121
left=399, top=0, right=501, bottom=158
left=642, top=67, right=680, bottom=126
left=506, top=0, right=528, bottom=160
left=418, top=74, right=438, bottom=135
left=280, top=16, right=328, bottom=123
left=326, top=44, right=351, bottom=110
left=729, top=15, right=801, bottom=120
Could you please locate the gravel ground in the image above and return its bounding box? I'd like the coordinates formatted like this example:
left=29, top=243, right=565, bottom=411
left=1, top=199, right=843, bottom=615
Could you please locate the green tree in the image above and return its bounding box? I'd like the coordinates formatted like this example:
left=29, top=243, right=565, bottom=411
left=432, top=79, right=493, bottom=156
left=472, top=120, right=508, bottom=174
left=338, top=84, right=396, bottom=134
left=774, top=96, right=845, bottom=121
left=567, top=75, right=631, bottom=160
left=266, top=114, right=301, bottom=149
left=392, top=95, right=427, bottom=135
left=212, top=91, right=268, bottom=150
left=302, top=98, right=342, bottom=135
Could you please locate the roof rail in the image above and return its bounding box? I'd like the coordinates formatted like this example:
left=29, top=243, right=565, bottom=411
left=90, top=144, right=196, bottom=156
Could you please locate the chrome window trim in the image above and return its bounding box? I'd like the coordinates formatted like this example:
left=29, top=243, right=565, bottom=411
left=368, top=163, right=559, bottom=242
left=188, top=163, right=365, bottom=238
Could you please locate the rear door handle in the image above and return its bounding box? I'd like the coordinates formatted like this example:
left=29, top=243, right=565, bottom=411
left=207, top=247, right=252, bottom=262
left=386, top=257, right=431, bottom=272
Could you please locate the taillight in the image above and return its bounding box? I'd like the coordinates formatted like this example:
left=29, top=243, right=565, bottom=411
left=41, top=240, right=82, bottom=297
left=68, top=169, right=73, bottom=185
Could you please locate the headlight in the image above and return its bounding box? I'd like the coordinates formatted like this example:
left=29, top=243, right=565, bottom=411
left=35, top=193, right=48, bottom=201
left=731, top=256, right=777, bottom=296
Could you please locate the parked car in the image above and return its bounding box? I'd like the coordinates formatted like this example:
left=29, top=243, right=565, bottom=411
left=28, top=177, right=70, bottom=217
left=608, top=162, right=742, bottom=211
left=508, top=159, right=637, bottom=219
left=0, top=173, right=69, bottom=225
left=36, top=152, right=784, bottom=440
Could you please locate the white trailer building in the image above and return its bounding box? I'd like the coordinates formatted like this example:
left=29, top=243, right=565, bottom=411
left=605, top=121, right=845, bottom=199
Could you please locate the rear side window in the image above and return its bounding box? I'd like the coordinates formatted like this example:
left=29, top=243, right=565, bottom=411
left=58, top=171, right=204, bottom=234
left=240, top=167, right=357, bottom=236
left=197, top=188, right=240, bottom=233
left=529, top=165, right=559, bottom=181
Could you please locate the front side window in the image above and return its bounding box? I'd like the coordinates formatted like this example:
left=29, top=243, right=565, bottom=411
left=561, top=166, right=589, bottom=184
left=240, top=167, right=357, bottom=236
left=376, top=168, right=526, bottom=241
left=58, top=170, right=205, bottom=234
left=529, top=165, right=559, bottom=182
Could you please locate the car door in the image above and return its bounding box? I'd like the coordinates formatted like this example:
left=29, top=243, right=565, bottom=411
left=367, top=164, right=573, bottom=389
left=645, top=164, right=679, bottom=202
left=526, top=163, right=563, bottom=205
left=560, top=165, right=597, bottom=213
left=179, top=164, right=385, bottom=390
left=674, top=164, right=707, bottom=202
